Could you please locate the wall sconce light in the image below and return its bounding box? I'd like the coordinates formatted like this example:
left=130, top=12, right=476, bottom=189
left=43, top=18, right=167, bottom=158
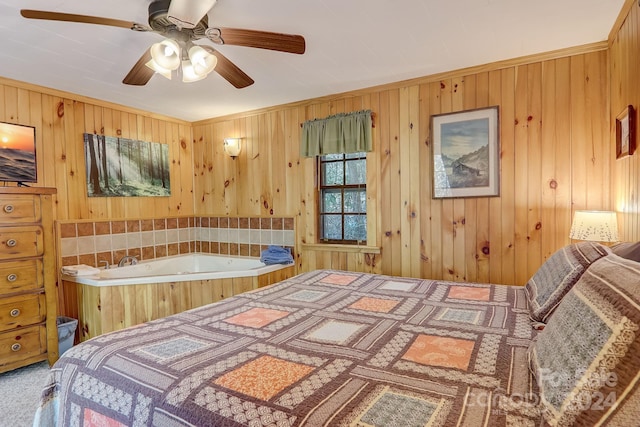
left=569, top=210, right=619, bottom=243
left=223, top=138, right=242, bottom=159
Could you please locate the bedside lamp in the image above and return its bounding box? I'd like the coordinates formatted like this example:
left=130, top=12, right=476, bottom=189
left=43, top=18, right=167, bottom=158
left=569, top=210, right=619, bottom=243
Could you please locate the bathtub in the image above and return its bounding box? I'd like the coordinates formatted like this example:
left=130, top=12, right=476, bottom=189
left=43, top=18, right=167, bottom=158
left=61, top=253, right=297, bottom=341
left=63, top=253, right=292, bottom=286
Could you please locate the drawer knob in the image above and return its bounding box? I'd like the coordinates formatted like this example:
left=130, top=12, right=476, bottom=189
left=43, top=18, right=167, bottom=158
left=7, top=273, right=17, bottom=282
left=10, top=308, right=20, bottom=317
left=11, top=343, right=21, bottom=352
left=6, top=239, right=17, bottom=248
left=3, top=205, right=14, bottom=214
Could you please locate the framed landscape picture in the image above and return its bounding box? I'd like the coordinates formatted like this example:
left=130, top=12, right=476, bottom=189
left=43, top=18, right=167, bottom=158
left=431, top=106, right=500, bottom=199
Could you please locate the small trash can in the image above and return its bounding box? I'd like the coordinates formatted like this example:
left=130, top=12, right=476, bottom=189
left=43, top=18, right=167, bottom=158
left=57, top=316, right=78, bottom=356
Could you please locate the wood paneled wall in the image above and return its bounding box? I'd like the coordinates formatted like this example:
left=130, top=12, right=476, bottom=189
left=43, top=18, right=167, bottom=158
left=610, top=0, right=640, bottom=242
left=2, top=35, right=625, bottom=287
left=0, top=78, right=194, bottom=221
left=193, top=47, right=611, bottom=285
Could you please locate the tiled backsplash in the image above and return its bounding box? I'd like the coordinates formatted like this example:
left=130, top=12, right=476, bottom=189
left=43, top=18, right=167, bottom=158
left=58, top=216, right=295, bottom=267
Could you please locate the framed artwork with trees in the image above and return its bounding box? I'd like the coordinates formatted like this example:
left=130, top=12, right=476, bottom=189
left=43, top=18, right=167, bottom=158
left=83, top=133, right=170, bottom=197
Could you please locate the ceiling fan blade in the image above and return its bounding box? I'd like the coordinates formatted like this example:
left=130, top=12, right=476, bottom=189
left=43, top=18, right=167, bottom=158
left=167, top=0, right=217, bottom=29
left=201, top=46, right=254, bottom=88
left=20, top=10, right=149, bottom=31
left=123, top=49, right=155, bottom=86
left=214, top=28, right=305, bottom=54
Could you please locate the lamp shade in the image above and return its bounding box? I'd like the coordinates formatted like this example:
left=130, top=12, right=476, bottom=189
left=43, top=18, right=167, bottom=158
left=569, top=210, right=619, bottom=242
left=145, top=60, right=172, bottom=80
left=150, top=39, right=181, bottom=71
left=223, top=138, right=242, bottom=158
left=181, top=60, right=207, bottom=83
left=188, top=45, right=217, bottom=76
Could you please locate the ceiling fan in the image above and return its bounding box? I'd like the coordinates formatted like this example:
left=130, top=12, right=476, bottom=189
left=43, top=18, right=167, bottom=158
left=20, top=0, right=305, bottom=88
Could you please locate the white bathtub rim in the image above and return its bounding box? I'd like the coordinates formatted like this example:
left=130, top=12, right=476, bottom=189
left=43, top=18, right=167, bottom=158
left=97, top=253, right=266, bottom=278
left=62, top=253, right=293, bottom=287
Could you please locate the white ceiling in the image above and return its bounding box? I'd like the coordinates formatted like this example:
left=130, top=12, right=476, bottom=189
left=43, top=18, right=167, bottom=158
left=0, top=0, right=625, bottom=122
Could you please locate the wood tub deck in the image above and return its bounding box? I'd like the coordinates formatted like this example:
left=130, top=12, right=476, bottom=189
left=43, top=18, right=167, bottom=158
left=61, top=255, right=295, bottom=341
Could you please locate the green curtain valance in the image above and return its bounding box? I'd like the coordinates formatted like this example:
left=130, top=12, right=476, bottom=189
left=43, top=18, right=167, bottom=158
left=300, top=110, right=373, bottom=157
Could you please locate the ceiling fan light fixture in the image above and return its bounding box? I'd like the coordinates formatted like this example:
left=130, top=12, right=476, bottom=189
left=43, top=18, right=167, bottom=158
left=150, top=39, right=180, bottom=70
left=181, top=60, right=207, bottom=83
left=145, top=59, right=172, bottom=80
left=188, top=45, right=217, bottom=76
left=19, top=4, right=305, bottom=89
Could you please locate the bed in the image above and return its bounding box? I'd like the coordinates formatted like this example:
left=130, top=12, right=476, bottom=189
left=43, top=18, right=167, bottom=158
left=34, top=242, right=640, bottom=427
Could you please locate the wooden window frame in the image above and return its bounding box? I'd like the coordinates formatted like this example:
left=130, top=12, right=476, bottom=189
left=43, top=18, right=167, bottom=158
left=317, top=153, right=367, bottom=245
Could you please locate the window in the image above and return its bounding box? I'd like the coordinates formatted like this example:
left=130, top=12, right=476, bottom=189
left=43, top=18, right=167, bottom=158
left=318, top=152, right=366, bottom=243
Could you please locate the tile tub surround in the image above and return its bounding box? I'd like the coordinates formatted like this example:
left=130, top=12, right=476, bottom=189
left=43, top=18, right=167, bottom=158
left=58, top=216, right=295, bottom=267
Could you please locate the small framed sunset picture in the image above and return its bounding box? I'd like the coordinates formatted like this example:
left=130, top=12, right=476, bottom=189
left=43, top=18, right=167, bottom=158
left=0, top=121, right=37, bottom=183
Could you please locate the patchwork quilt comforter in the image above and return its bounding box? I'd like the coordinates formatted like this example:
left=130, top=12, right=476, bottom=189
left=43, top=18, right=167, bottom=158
left=34, top=270, right=542, bottom=426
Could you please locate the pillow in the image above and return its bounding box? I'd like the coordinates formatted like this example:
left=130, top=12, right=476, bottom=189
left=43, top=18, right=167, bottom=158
left=528, top=254, right=640, bottom=426
left=524, top=242, right=610, bottom=323
left=610, top=241, right=640, bottom=262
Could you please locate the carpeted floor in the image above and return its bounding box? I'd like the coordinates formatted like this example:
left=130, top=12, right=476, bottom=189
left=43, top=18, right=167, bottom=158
left=0, top=361, right=50, bottom=427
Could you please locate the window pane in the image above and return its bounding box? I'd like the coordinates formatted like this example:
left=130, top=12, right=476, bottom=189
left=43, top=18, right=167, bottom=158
left=345, top=159, right=366, bottom=184
left=322, top=161, right=343, bottom=185
left=322, top=153, right=344, bottom=161
left=344, top=215, right=366, bottom=241
left=321, top=189, right=342, bottom=213
left=344, top=189, right=366, bottom=213
left=322, top=214, right=342, bottom=240
left=318, top=152, right=366, bottom=244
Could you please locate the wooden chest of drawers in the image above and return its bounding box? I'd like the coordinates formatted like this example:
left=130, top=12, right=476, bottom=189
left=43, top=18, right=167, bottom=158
left=0, top=187, right=57, bottom=373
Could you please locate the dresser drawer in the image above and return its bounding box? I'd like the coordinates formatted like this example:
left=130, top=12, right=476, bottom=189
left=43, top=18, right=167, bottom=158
left=0, top=293, right=45, bottom=332
left=0, top=324, right=46, bottom=366
left=0, top=196, right=41, bottom=225
left=0, top=226, right=43, bottom=260
left=0, top=259, right=43, bottom=294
